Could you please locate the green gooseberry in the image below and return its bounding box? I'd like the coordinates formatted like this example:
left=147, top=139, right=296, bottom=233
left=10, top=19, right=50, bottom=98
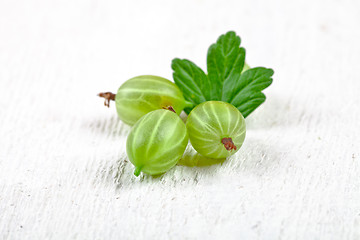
left=98, top=75, right=191, bottom=125
left=126, top=109, right=188, bottom=176
left=186, top=101, right=246, bottom=159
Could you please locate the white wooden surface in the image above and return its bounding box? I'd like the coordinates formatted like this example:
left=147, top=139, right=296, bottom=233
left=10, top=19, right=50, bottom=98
left=1, top=0, right=360, bottom=239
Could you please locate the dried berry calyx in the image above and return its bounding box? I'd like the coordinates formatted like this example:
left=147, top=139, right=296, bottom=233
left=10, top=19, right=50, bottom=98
left=221, top=138, right=237, bottom=151
left=98, top=92, right=116, bottom=107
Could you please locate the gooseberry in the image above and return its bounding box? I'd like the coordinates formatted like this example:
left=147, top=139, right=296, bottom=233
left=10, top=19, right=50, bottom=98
left=98, top=75, right=190, bottom=125
left=186, top=101, right=246, bottom=159
left=126, top=109, right=188, bottom=176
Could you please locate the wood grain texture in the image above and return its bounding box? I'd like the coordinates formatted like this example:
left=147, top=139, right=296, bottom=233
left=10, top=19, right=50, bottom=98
left=1, top=0, right=360, bottom=239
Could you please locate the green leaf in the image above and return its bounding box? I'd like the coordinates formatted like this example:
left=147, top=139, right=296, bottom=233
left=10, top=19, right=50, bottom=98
left=207, top=31, right=245, bottom=102
left=171, top=31, right=274, bottom=117
left=171, top=58, right=209, bottom=113
left=230, top=67, right=274, bottom=117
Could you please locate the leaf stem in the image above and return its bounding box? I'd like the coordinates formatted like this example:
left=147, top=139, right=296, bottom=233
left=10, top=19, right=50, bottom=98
left=184, top=100, right=195, bottom=109
left=242, top=62, right=250, bottom=73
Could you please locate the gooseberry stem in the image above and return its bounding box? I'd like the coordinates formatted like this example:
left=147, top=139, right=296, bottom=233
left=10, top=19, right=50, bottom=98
left=221, top=137, right=237, bottom=151
left=134, top=166, right=143, bottom=177
left=98, top=92, right=116, bottom=107
left=162, top=106, right=176, bottom=113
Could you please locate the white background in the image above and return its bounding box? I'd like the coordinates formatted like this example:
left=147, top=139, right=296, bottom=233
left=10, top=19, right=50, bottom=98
left=1, top=0, right=360, bottom=239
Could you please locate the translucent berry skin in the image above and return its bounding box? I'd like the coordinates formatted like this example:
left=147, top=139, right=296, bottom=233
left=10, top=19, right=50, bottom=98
left=115, top=75, right=186, bottom=125
left=186, top=101, right=246, bottom=159
left=126, top=109, right=188, bottom=176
